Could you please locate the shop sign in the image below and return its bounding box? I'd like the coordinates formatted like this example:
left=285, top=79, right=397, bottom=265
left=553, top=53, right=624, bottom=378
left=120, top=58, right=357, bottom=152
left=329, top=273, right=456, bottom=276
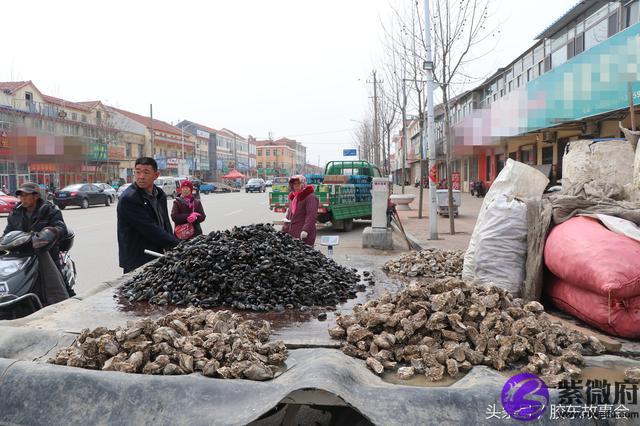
left=108, top=145, right=126, bottom=161
left=29, top=162, right=57, bottom=173
left=81, top=165, right=98, bottom=172
left=196, top=129, right=210, bottom=139
left=167, top=158, right=180, bottom=166
left=89, top=143, right=107, bottom=162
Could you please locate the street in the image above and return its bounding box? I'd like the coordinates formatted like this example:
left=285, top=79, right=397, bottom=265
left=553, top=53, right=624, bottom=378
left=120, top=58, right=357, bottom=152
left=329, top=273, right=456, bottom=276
left=0, top=191, right=287, bottom=296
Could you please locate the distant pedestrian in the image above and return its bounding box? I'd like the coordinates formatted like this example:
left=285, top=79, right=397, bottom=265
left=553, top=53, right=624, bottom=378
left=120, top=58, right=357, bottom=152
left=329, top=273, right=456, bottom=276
left=171, top=180, right=206, bottom=240
left=117, top=157, right=179, bottom=273
left=282, top=175, right=319, bottom=246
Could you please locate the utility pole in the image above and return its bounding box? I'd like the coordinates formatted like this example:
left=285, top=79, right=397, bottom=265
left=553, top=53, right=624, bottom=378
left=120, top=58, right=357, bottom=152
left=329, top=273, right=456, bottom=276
left=401, top=78, right=408, bottom=195
left=424, top=0, right=438, bottom=240
left=149, top=104, right=155, bottom=158
left=367, top=70, right=383, bottom=168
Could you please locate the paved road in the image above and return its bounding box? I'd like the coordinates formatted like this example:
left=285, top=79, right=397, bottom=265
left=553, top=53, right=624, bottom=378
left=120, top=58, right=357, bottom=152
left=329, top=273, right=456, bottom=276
left=0, top=190, right=282, bottom=296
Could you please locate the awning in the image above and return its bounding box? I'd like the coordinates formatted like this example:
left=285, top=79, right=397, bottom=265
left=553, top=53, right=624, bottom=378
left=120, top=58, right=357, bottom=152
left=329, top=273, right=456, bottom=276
left=223, top=169, right=245, bottom=179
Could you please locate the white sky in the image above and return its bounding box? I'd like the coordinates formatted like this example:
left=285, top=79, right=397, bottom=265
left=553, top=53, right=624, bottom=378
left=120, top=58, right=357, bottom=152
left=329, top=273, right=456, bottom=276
left=2, top=0, right=579, bottom=166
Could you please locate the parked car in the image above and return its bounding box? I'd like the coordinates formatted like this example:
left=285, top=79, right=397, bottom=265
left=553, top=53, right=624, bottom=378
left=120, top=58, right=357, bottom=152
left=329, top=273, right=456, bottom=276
left=245, top=178, right=266, bottom=193
left=0, top=191, right=19, bottom=214
left=265, top=180, right=273, bottom=187
left=95, top=182, right=117, bottom=203
left=54, top=184, right=111, bottom=209
left=116, top=183, right=132, bottom=199
left=154, top=177, right=177, bottom=199
left=210, top=182, right=239, bottom=193
left=199, top=183, right=216, bottom=194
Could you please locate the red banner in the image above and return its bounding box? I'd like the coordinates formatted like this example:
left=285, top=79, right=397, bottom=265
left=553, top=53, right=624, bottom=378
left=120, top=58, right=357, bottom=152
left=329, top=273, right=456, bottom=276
left=452, top=171, right=461, bottom=190
left=429, top=164, right=438, bottom=183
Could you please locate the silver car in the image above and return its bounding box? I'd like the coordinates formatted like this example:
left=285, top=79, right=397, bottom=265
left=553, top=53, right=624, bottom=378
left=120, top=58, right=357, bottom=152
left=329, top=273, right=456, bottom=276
left=95, top=183, right=117, bottom=202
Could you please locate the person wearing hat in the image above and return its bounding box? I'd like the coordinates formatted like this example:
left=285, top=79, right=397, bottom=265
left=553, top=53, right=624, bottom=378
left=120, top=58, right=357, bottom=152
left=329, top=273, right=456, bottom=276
left=171, top=180, right=206, bottom=239
left=117, top=157, right=180, bottom=273
left=281, top=175, right=319, bottom=246
left=3, top=181, right=72, bottom=296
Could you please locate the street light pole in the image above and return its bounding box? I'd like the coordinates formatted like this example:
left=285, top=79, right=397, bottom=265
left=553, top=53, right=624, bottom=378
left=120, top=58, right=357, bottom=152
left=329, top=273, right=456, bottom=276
left=179, top=122, right=198, bottom=176
left=424, top=0, right=439, bottom=240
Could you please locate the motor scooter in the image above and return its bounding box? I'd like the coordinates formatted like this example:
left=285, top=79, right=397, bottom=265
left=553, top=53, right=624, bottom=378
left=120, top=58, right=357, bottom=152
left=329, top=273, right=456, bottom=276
left=0, top=229, right=76, bottom=320
left=470, top=181, right=486, bottom=197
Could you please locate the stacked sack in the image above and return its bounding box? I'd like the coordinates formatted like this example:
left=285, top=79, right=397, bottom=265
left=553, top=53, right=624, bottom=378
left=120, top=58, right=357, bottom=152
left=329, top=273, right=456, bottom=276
left=543, top=216, right=640, bottom=339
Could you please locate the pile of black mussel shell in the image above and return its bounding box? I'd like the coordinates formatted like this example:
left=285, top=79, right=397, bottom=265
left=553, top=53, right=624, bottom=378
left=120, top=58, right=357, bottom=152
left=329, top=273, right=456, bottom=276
left=122, top=224, right=364, bottom=311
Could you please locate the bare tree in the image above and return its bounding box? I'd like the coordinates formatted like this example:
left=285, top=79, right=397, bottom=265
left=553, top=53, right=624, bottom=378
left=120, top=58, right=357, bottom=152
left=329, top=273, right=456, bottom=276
left=379, top=84, right=399, bottom=176
left=381, top=17, right=411, bottom=193
left=380, top=0, right=494, bottom=232
left=353, top=117, right=374, bottom=163
left=426, top=0, right=492, bottom=234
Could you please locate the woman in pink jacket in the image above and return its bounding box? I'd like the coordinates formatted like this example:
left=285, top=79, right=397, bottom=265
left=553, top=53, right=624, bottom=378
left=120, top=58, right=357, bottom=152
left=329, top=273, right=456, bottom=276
left=282, top=175, right=319, bottom=245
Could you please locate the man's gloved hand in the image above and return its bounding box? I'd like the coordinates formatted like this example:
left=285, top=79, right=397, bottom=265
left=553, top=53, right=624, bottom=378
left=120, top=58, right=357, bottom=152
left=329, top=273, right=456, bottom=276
left=187, top=212, right=199, bottom=223
left=300, top=230, right=308, bottom=240
left=32, top=227, right=59, bottom=250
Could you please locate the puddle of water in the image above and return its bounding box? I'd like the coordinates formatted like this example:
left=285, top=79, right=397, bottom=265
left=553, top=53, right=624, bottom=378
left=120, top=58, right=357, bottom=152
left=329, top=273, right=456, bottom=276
left=580, top=366, right=627, bottom=384
left=498, top=365, right=631, bottom=388
left=382, top=370, right=464, bottom=387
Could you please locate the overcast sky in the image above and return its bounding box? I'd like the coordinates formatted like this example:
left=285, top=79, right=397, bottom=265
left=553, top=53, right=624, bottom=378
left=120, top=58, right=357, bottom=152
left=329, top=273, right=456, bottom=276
left=2, top=0, right=579, bottom=166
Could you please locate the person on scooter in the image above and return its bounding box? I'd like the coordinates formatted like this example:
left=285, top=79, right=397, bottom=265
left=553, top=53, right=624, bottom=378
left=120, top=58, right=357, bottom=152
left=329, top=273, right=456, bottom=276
left=3, top=182, right=73, bottom=296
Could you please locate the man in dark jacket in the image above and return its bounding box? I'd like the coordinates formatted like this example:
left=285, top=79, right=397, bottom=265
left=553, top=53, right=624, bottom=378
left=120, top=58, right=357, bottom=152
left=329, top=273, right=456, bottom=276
left=3, top=181, right=72, bottom=298
left=117, top=157, right=180, bottom=273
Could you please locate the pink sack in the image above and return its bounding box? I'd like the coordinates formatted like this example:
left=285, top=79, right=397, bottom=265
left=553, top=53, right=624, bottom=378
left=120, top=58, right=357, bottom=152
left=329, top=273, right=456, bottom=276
left=544, top=216, right=640, bottom=300
left=545, top=276, right=640, bottom=339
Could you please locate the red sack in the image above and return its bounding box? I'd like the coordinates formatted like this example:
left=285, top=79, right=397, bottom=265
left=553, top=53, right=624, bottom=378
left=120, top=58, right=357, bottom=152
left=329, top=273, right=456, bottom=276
left=544, top=216, right=640, bottom=299
left=545, top=276, right=640, bottom=339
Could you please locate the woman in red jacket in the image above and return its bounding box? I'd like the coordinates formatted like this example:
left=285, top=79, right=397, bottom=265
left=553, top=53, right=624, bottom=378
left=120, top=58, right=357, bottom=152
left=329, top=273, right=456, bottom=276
left=171, top=180, right=206, bottom=239
left=282, top=175, right=319, bottom=246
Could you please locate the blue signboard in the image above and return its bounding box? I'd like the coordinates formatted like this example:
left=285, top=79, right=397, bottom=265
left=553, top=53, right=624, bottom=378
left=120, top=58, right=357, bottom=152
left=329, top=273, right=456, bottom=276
left=343, top=149, right=357, bottom=157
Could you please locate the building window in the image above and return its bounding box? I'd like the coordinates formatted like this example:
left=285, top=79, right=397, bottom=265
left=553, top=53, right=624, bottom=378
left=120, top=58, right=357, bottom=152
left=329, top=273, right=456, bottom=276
left=626, top=0, right=640, bottom=28
left=126, top=143, right=132, bottom=157
left=575, top=34, right=585, bottom=55
left=584, top=18, right=609, bottom=50
left=485, top=155, right=491, bottom=179
left=542, top=146, right=553, bottom=164
left=72, top=112, right=77, bottom=121
left=607, top=10, right=619, bottom=37
left=544, top=55, right=552, bottom=72
left=551, top=47, right=567, bottom=68
left=81, top=115, right=87, bottom=123
left=257, top=148, right=262, bottom=156
left=266, top=149, right=270, bottom=156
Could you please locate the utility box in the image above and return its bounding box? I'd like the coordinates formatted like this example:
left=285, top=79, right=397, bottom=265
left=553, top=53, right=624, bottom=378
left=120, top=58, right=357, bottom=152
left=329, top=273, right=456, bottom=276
left=371, top=178, right=389, bottom=229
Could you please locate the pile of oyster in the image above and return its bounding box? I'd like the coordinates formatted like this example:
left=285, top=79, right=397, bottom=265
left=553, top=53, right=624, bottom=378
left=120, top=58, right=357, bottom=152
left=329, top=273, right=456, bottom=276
left=382, top=249, right=464, bottom=278
left=328, top=278, right=605, bottom=385
left=49, top=307, right=287, bottom=381
left=122, top=224, right=362, bottom=311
